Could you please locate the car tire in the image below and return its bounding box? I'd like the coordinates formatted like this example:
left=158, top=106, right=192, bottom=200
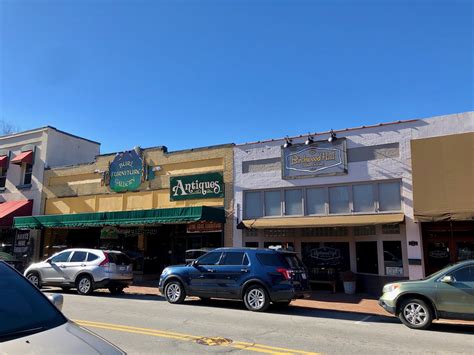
left=243, top=285, right=270, bottom=312
left=26, top=272, right=41, bottom=289
left=76, top=275, right=94, bottom=295
left=164, top=280, right=186, bottom=304
left=109, top=287, right=125, bottom=295
left=398, top=298, right=433, bottom=330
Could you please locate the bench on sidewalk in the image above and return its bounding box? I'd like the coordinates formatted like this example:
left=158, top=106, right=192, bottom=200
left=309, top=280, right=337, bottom=293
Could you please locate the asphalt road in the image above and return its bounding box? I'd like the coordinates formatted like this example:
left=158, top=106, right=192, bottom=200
left=51, top=290, right=473, bottom=355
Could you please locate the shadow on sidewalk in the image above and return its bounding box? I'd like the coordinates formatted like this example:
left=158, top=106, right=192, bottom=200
left=43, top=287, right=163, bottom=302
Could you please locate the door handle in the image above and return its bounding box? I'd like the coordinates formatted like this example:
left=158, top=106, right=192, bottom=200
left=80, top=264, right=86, bottom=267
left=59, top=265, right=66, bottom=268
left=207, top=269, right=216, bottom=273
left=199, top=275, right=206, bottom=278
left=241, top=269, right=249, bottom=273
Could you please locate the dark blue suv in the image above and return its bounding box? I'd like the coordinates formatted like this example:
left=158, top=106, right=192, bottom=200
left=158, top=248, right=310, bottom=312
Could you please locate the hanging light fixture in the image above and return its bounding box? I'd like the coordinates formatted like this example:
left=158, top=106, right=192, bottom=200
left=328, top=129, right=337, bottom=143
left=283, top=136, right=293, bottom=148
left=305, top=134, right=314, bottom=145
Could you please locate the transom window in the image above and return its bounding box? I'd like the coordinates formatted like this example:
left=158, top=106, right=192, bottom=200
left=243, top=181, right=401, bottom=218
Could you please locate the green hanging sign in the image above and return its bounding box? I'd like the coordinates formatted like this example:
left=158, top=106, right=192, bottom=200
left=109, top=150, right=144, bottom=192
left=170, top=172, right=224, bottom=201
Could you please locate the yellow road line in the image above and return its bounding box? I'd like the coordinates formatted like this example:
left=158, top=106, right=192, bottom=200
left=74, top=319, right=320, bottom=355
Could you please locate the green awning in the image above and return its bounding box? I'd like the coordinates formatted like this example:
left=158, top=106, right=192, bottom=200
left=13, top=206, right=225, bottom=229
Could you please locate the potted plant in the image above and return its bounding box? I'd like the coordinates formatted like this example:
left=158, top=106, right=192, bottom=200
left=339, top=270, right=357, bottom=294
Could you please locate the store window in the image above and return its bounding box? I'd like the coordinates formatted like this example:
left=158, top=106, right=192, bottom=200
left=245, top=192, right=262, bottom=218
left=378, top=182, right=401, bottom=211
left=301, top=242, right=351, bottom=281
left=353, top=184, right=375, bottom=212
left=353, top=225, right=376, bottom=236
left=0, top=167, right=7, bottom=189
left=264, top=191, right=281, bottom=216
left=382, top=224, right=400, bottom=234
left=356, top=241, right=378, bottom=274
left=23, top=163, right=33, bottom=185
left=329, top=186, right=350, bottom=214
left=285, top=189, right=302, bottom=215
left=244, top=229, right=258, bottom=237
left=306, top=188, right=326, bottom=215
left=383, top=241, right=403, bottom=276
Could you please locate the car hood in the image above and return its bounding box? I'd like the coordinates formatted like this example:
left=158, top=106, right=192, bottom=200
left=2, top=321, right=124, bottom=354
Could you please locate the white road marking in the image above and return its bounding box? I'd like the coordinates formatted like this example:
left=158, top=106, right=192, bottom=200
left=355, top=315, right=373, bottom=324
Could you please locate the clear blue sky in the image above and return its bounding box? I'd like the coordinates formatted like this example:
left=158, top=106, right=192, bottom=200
left=1, top=0, right=472, bottom=153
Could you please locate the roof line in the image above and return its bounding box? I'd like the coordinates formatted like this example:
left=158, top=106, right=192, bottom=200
left=0, top=126, right=100, bottom=145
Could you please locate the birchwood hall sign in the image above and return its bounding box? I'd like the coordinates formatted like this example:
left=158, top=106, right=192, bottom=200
left=282, top=139, right=347, bottom=179
left=170, top=172, right=224, bottom=200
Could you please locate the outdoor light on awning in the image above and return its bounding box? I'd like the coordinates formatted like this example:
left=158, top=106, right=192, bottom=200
left=328, top=129, right=337, bottom=143
left=283, top=137, right=292, bottom=148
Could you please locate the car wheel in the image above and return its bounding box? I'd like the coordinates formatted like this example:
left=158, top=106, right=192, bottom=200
left=244, top=285, right=270, bottom=312
left=76, top=275, right=94, bottom=295
left=109, top=287, right=125, bottom=295
left=26, top=272, right=41, bottom=288
left=399, top=298, right=433, bottom=330
left=164, top=281, right=186, bottom=304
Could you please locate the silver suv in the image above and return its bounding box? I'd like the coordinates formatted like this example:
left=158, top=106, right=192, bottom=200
left=24, top=249, right=133, bottom=295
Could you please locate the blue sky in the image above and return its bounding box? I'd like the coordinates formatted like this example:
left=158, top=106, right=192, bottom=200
left=1, top=0, right=472, bottom=153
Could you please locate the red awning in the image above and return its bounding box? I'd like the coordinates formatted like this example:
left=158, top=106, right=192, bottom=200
left=11, top=150, right=33, bottom=165
left=0, top=200, right=33, bottom=227
left=0, top=155, right=8, bottom=169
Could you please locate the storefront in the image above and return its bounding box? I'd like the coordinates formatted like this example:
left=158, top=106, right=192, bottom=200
left=233, top=112, right=473, bottom=294
left=412, top=132, right=474, bottom=276
left=14, top=144, right=234, bottom=277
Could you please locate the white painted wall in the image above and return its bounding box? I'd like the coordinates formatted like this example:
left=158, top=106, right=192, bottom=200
left=233, top=111, right=473, bottom=280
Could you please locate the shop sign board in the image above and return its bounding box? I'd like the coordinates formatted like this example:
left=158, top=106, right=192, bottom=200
left=282, top=139, right=347, bottom=179
left=170, top=172, right=224, bottom=200
left=386, top=267, right=404, bottom=276
left=109, top=150, right=144, bottom=192
left=14, top=230, right=30, bottom=254
left=310, top=247, right=341, bottom=261
left=187, top=222, right=223, bottom=233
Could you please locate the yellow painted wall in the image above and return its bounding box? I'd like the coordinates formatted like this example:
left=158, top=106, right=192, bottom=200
left=42, top=145, right=234, bottom=246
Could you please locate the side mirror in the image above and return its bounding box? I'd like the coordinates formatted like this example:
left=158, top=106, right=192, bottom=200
left=440, top=275, right=454, bottom=283
left=47, top=294, right=64, bottom=311
left=191, top=260, right=199, bottom=267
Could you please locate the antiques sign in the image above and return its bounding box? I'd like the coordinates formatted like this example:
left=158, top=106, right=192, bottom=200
left=282, top=139, right=347, bottom=179
left=109, top=150, right=144, bottom=192
left=170, top=172, right=224, bottom=201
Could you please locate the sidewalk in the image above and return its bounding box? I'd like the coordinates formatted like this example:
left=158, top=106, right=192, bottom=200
left=123, top=282, right=474, bottom=326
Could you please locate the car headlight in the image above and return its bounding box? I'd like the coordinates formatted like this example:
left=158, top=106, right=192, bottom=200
left=161, top=267, right=170, bottom=276
left=384, top=283, right=400, bottom=293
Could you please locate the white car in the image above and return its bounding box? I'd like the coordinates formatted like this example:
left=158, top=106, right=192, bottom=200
left=24, top=248, right=133, bottom=295
left=0, top=261, right=124, bottom=354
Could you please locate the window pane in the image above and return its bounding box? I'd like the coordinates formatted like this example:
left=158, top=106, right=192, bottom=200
left=379, top=182, right=401, bottom=211
left=383, top=241, right=403, bottom=276
left=222, top=252, right=245, bottom=265
left=307, top=188, right=326, bottom=215
left=264, top=191, right=281, bottom=216
left=285, top=189, right=302, bottom=215
left=70, top=251, right=87, bottom=262
left=353, top=184, right=374, bottom=212
left=197, top=252, right=222, bottom=265
left=356, top=242, right=378, bottom=274
left=50, top=251, right=71, bottom=263
left=329, top=186, right=350, bottom=214
left=87, top=253, right=99, bottom=262
left=245, top=192, right=262, bottom=218
left=450, top=266, right=473, bottom=282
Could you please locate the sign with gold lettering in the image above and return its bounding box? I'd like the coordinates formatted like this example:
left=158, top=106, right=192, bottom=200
left=282, top=139, right=347, bottom=179
left=109, top=150, right=144, bottom=192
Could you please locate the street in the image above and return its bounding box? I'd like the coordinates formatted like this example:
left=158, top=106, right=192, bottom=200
left=50, top=290, right=473, bottom=354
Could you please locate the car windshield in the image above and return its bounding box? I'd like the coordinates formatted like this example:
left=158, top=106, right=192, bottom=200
left=0, top=262, right=67, bottom=342
left=422, top=262, right=463, bottom=280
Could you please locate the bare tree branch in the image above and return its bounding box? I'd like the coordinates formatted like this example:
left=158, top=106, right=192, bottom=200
left=0, top=120, right=19, bottom=135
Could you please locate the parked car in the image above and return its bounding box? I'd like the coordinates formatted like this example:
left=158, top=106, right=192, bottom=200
left=184, top=248, right=213, bottom=264
left=379, top=260, right=474, bottom=329
left=0, top=260, right=124, bottom=353
left=24, top=248, right=133, bottom=295
left=159, top=247, right=310, bottom=312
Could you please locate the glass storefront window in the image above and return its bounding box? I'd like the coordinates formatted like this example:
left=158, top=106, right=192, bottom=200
left=329, top=186, right=350, bottom=214
left=264, top=191, right=281, bottom=216
left=353, top=225, right=376, bottom=236
left=285, top=189, right=302, bottom=215
left=457, top=241, right=474, bottom=261
left=378, top=182, right=401, bottom=211
left=306, top=188, right=326, bottom=215
left=383, top=241, right=403, bottom=276
left=353, top=184, right=375, bottom=212
left=245, top=191, right=262, bottom=218
left=356, top=241, right=379, bottom=274
left=301, top=242, right=351, bottom=281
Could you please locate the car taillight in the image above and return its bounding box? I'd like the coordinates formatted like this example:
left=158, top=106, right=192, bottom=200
left=99, top=253, right=110, bottom=267
left=276, top=268, right=293, bottom=280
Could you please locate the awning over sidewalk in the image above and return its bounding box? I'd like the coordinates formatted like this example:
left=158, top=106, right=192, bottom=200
left=0, top=200, right=33, bottom=227
left=411, top=132, right=474, bottom=222
left=11, top=150, right=33, bottom=165
left=239, top=213, right=405, bottom=229
left=0, top=155, right=8, bottom=168
left=13, top=206, right=226, bottom=229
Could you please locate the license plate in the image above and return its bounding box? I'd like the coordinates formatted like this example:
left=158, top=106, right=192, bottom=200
left=301, top=273, right=307, bottom=279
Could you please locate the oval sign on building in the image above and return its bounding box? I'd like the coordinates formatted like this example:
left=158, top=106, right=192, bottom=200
left=109, top=150, right=143, bottom=192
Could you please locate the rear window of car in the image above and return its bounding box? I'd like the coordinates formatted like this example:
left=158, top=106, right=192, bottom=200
left=108, top=253, right=132, bottom=265
left=70, top=251, right=87, bottom=262
left=256, top=253, right=285, bottom=267
left=87, top=253, right=99, bottom=262
left=282, top=253, right=304, bottom=268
